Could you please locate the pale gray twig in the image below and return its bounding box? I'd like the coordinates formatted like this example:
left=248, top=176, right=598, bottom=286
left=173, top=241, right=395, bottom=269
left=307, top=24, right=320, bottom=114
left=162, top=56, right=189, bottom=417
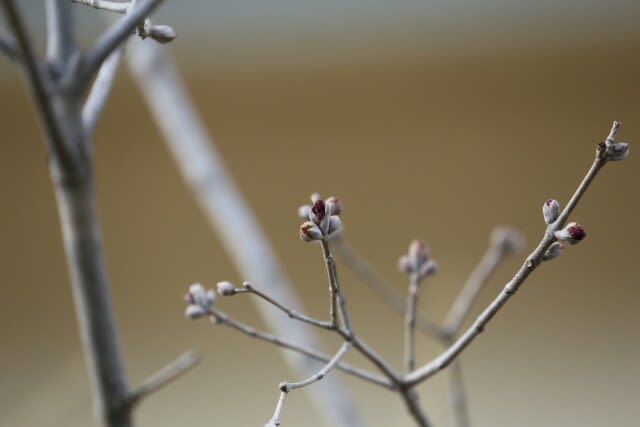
left=266, top=342, right=352, bottom=426
left=128, top=350, right=200, bottom=407
left=446, top=360, right=470, bottom=427
left=209, top=308, right=393, bottom=389
left=82, top=0, right=163, bottom=87
left=321, top=239, right=351, bottom=330
left=125, top=40, right=368, bottom=427
left=404, top=274, right=420, bottom=372
left=405, top=127, right=621, bottom=387
left=83, top=47, right=123, bottom=134
left=72, top=0, right=130, bottom=14
left=332, top=235, right=447, bottom=341
left=45, top=0, right=76, bottom=75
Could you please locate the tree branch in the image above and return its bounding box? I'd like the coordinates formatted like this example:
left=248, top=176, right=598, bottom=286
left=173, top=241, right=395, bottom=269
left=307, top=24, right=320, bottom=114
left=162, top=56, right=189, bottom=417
left=405, top=130, right=620, bottom=387
left=45, top=0, right=77, bottom=75
left=128, top=350, right=200, bottom=407
left=83, top=46, right=123, bottom=134
left=125, top=40, right=368, bottom=427
left=82, top=0, right=163, bottom=87
left=0, top=30, right=21, bottom=63
left=404, top=274, right=420, bottom=372
left=72, top=0, right=131, bottom=14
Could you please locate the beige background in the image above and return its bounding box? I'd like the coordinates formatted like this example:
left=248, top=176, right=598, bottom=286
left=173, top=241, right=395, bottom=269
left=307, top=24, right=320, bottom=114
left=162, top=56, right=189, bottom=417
left=1, top=2, right=639, bottom=427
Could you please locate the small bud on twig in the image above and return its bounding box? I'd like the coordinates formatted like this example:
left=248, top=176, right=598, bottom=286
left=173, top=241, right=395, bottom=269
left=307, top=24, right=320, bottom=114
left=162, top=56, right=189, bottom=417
left=398, top=240, right=438, bottom=280
left=149, top=25, right=176, bottom=44
left=542, top=241, right=564, bottom=261
left=607, top=142, right=630, bottom=161
left=298, top=194, right=343, bottom=241
left=217, top=281, right=236, bottom=296
left=554, top=222, right=586, bottom=245
left=184, top=283, right=215, bottom=319
left=542, top=199, right=561, bottom=225
left=300, top=221, right=323, bottom=242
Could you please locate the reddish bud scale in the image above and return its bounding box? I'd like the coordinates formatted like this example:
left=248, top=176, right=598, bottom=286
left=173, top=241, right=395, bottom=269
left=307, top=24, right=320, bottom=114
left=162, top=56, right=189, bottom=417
left=312, top=199, right=326, bottom=221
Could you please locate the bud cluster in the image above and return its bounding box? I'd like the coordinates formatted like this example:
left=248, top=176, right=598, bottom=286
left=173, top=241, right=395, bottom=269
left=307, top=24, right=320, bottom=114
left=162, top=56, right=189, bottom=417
left=136, top=18, right=177, bottom=44
left=183, top=283, right=215, bottom=319
left=298, top=194, right=342, bottom=242
left=398, top=240, right=438, bottom=280
left=603, top=121, right=630, bottom=162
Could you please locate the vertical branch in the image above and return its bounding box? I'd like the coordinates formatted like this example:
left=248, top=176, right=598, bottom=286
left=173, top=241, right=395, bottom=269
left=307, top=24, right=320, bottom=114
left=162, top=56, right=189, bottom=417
left=45, top=0, right=77, bottom=73
left=447, top=360, right=470, bottom=427
left=321, top=239, right=351, bottom=329
left=124, top=40, right=367, bottom=427
left=404, top=274, right=420, bottom=372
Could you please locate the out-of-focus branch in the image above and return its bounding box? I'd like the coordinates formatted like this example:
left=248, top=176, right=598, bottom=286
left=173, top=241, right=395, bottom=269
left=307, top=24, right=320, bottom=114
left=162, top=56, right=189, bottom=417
left=125, top=40, right=368, bottom=427
left=72, top=0, right=130, bottom=14
left=0, top=30, right=21, bottom=63
left=45, top=0, right=77, bottom=75
left=128, top=350, right=200, bottom=407
left=83, top=46, right=123, bottom=134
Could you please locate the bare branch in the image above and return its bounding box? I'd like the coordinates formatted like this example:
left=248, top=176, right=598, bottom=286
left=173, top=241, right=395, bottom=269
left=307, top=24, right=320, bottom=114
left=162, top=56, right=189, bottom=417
left=240, top=282, right=333, bottom=329
left=266, top=342, right=352, bottom=426
left=447, top=360, right=470, bottom=427
left=405, top=129, right=621, bottom=387
left=128, top=350, right=200, bottom=407
left=442, top=226, right=524, bottom=336
left=72, top=0, right=130, bottom=14
left=0, top=30, right=21, bottom=63
left=82, top=0, right=164, bottom=87
left=125, top=40, right=368, bottom=427
left=399, top=389, right=433, bottom=427
left=209, top=308, right=393, bottom=389
left=321, top=239, right=351, bottom=330
left=332, top=235, right=447, bottom=340
left=404, top=274, right=420, bottom=372
left=0, top=0, right=81, bottom=172
left=83, top=47, right=123, bottom=133
left=45, top=0, right=77, bottom=74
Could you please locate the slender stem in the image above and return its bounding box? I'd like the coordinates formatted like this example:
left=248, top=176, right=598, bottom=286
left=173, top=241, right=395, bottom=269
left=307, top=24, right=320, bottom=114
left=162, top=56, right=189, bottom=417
left=332, top=234, right=447, bottom=340
left=0, top=30, right=21, bottom=63
left=82, top=45, right=123, bottom=134
left=404, top=274, right=420, bottom=372
left=72, top=0, right=131, bottom=13
left=45, top=0, right=77, bottom=75
left=209, top=308, right=393, bottom=389
left=129, top=350, right=200, bottom=407
left=125, top=41, right=368, bottom=427
left=266, top=342, right=352, bottom=426
left=447, top=359, right=470, bottom=427
left=0, top=0, right=81, bottom=173
left=443, top=244, right=505, bottom=336
left=243, top=283, right=333, bottom=329
left=81, top=0, right=164, bottom=87
left=321, top=239, right=351, bottom=330
left=345, top=333, right=402, bottom=383
left=399, top=388, right=433, bottom=427
left=406, top=147, right=611, bottom=387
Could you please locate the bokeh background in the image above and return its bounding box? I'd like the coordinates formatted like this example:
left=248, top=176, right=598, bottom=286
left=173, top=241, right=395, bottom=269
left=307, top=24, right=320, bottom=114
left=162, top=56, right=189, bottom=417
left=1, top=1, right=639, bottom=426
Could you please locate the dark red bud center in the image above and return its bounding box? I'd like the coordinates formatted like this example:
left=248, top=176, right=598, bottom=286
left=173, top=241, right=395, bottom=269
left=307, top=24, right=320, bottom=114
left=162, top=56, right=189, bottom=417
left=312, top=199, right=326, bottom=221
left=567, top=225, right=586, bottom=241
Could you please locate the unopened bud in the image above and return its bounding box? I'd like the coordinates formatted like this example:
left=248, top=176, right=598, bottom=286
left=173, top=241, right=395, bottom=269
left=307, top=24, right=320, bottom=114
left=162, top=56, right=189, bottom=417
left=310, top=199, right=326, bottom=224
left=327, top=216, right=342, bottom=235
left=554, top=222, right=586, bottom=245
left=300, top=221, right=323, bottom=242
left=418, top=259, right=438, bottom=279
left=542, top=241, right=564, bottom=261
left=398, top=255, right=413, bottom=274
left=607, top=142, right=630, bottom=161
left=325, top=196, right=342, bottom=215
left=149, top=25, right=176, bottom=43
left=216, top=281, right=236, bottom=296
left=297, top=204, right=311, bottom=219
left=185, top=283, right=215, bottom=307
left=185, top=304, right=206, bottom=319
left=408, top=240, right=430, bottom=265
left=542, top=199, right=561, bottom=225
left=490, top=226, right=525, bottom=255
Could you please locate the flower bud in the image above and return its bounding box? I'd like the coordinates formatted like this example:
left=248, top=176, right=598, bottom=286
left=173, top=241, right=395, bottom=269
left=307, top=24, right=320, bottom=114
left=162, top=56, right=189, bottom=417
left=408, top=240, right=430, bottom=265
left=542, top=241, right=564, bottom=261
left=300, top=221, right=323, bottom=242
left=325, top=196, right=342, bottom=216
left=554, top=222, right=586, bottom=245
left=310, top=193, right=321, bottom=203
left=185, top=283, right=215, bottom=307
left=398, top=255, right=414, bottom=274
left=327, top=216, right=342, bottom=235
left=185, top=304, right=206, bottom=319
left=607, top=142, right=630, bottom=161
left=217, top=281, right=236, bottom=296
left=490, top=226, right=525, bottom=255
left=297, top=204, right=311, bottom=219
left=310, top=199, right=326, bottom=224
left=149, top=25, right=176, bottom=43
left=542, top=199, right=561, bottom=225
left=418, top=259, right=438, bottom=279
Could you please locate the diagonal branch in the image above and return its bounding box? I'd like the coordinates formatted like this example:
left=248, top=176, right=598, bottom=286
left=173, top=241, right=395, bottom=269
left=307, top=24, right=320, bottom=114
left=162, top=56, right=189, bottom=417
left=72, top=0, right=131, bottom=13
left=81, top=0, right=164, bottom=88
left=0, top=30, right=21, bottom=63
left=82, top=44, right=123, bottom=134
left=405, top=130, right=619, bottom=387
left=45, top=0, right=77, bottom=74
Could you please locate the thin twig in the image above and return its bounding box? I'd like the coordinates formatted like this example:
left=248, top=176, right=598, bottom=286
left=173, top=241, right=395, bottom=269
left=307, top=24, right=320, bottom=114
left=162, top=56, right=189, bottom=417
left=266, top=342, right=352, bottom=426
left=83, top=46, right=123, bottom=134
left=242, top=283, right=333, bottom=329
left=72, top=0, right=130, bottom=13
left=45, top=0, right=77, bottom=75
left=447, top=360, right=470, bottom=427
left=399, top=388, right=433, bottom=427
left=81, top=0, right=163, bottom=88
left=125, top=40, right=368, bottom=427
left=209, top=308, right=393, bottom=389
left=0, top=30, right=21, bottom=63
left=332, top=235, right=447, bottom=341
left=128, top=350, right=200, bottom=407
left=404, top=274, right=420, bottom=372
left=321, top=239, right=351, bottom=330
left=405, top=133, right=616, bottom=387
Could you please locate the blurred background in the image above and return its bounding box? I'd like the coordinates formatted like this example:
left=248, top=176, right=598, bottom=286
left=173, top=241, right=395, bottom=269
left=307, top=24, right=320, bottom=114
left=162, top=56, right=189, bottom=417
left=1, top=1, right=639, bottom=426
